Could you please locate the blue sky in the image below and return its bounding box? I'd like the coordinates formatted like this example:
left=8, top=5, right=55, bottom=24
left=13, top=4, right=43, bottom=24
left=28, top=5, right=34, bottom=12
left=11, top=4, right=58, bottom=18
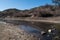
left=0, top=0, right=52, bottom=11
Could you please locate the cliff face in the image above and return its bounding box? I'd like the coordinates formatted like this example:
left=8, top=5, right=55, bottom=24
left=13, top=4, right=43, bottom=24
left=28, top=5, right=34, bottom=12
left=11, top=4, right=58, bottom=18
left=0, top=5, right=60, bottom=18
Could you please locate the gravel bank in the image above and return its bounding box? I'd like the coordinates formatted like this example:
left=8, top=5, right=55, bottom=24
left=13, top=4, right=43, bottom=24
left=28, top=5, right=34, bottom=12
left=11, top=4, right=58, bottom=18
left=0, top=22, right=41, bottom=40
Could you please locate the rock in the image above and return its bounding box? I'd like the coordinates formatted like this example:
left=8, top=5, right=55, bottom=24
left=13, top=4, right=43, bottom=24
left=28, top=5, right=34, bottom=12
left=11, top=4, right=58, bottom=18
left=41, top=31, right=46, bottom=35
left=48, top=29, right=52, bottom=33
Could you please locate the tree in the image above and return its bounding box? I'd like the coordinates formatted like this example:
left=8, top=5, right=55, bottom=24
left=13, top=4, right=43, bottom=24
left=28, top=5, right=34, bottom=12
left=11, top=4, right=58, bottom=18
left=52, top=0, right=60, bottom=6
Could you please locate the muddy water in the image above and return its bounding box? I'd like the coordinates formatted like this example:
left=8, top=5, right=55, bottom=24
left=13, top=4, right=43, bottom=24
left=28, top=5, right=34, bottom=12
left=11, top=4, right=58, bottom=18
left=4, top=20, right=54, bottom=31
left=18, top=25, right=41, bottom=33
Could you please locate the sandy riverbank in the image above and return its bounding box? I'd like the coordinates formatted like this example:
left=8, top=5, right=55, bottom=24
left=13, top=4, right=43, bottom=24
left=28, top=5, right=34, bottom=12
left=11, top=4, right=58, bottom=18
left=4, top=17, right=60, bottom=24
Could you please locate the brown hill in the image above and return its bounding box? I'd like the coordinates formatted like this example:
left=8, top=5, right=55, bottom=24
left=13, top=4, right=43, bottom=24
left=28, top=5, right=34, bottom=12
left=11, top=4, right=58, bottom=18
left=0, top=5, right=60, bottom=18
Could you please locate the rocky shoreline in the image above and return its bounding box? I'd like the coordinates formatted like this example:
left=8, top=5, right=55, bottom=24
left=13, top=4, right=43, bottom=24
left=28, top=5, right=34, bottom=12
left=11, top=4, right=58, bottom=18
left=0, top=22, right=41, bottom=40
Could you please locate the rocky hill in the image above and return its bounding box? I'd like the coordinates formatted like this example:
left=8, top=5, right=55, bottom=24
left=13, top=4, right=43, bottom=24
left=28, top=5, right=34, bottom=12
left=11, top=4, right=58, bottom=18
left=0, top=4, right=60, bottom=18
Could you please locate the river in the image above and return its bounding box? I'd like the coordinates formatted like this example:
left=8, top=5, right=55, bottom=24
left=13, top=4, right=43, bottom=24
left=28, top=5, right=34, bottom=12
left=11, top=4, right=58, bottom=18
left=0, top=19, right=60, bottom=40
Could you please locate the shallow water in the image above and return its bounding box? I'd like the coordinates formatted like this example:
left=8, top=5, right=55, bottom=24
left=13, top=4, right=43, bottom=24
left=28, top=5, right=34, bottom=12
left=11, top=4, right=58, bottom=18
left=19, top=25, right=41, bottom=33
left=18, top=24, right=57, bottom=40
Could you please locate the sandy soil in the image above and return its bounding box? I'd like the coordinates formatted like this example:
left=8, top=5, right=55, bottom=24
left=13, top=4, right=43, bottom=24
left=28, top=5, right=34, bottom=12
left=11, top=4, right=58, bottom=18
left=4, top=17, right=60, bottom=24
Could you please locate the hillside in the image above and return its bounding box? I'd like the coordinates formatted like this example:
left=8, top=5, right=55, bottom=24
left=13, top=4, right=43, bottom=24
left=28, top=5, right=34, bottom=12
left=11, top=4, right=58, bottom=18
left=0, top=5, right=60, bottom=18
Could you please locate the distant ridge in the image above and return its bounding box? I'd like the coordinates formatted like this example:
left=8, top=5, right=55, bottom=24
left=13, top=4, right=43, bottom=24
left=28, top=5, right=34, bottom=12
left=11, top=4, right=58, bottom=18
left=0, top=4, right=60, bottom=18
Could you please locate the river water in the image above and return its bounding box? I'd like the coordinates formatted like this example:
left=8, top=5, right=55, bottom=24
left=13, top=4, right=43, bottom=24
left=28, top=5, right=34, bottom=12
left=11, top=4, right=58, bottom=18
left=18, top=24, right=56, bottom=40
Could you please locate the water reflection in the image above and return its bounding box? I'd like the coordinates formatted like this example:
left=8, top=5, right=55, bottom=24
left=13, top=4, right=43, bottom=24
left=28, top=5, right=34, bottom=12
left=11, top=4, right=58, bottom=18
left=18, top=24, right=59, bottom=40
left=19, top=25, right=40, bottom=33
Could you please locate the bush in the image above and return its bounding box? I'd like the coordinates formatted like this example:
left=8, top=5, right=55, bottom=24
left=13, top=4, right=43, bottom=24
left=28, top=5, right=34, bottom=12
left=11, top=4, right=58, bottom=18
left=40, top=11, right=53, bottom=17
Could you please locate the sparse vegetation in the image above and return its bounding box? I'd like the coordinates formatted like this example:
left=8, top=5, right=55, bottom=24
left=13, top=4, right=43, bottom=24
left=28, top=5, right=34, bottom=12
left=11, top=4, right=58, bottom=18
left=0, top=5, right=60, bottom=18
